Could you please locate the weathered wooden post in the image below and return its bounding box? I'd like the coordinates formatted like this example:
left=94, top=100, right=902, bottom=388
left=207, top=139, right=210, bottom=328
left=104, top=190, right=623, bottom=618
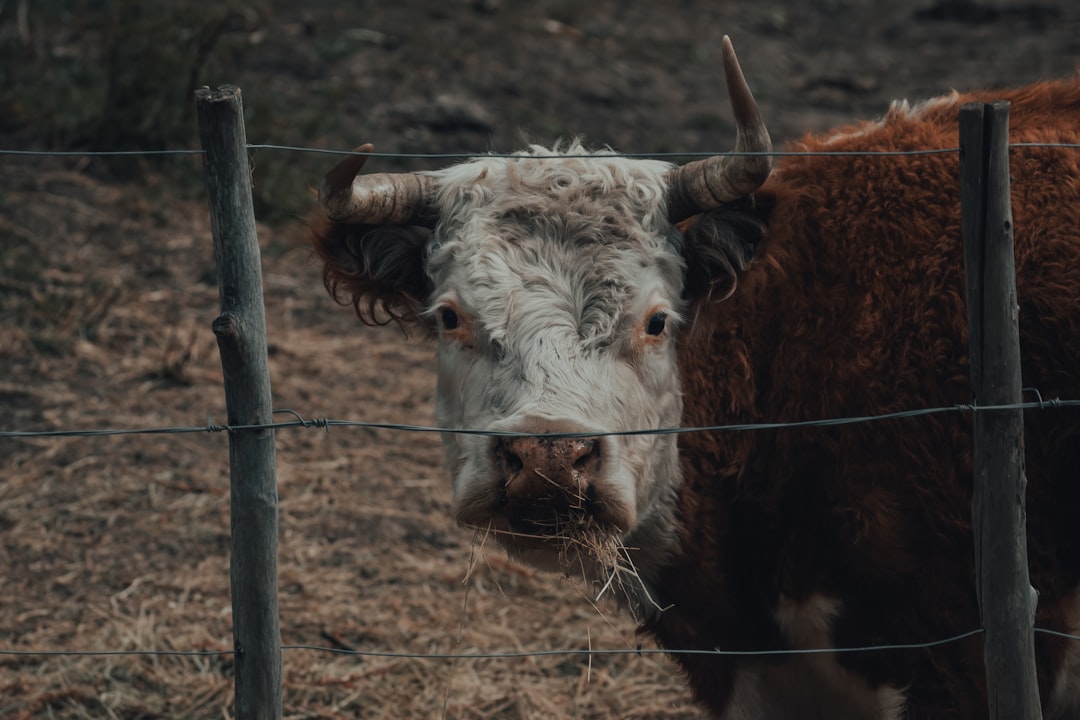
left=959, top=100, right=1042, bottom=719
left=195, top=84, right=282, bottom=720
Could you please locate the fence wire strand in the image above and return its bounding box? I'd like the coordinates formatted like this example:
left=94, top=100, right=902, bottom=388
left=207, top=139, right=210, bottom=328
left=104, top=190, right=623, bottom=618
left=1, top=398, right=1076, bottom=441
left=2, top=142, right=1079, bottom=162
left=3, top=628, right=1080, bottom=662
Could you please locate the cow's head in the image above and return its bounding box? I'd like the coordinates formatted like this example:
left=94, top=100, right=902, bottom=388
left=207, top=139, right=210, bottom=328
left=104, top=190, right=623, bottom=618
left=313, top=37, right=772, bottom=591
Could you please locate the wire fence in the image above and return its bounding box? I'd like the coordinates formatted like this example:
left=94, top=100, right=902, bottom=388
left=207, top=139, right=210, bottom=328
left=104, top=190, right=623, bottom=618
left=3, top=396, right=1078, bottom=661
left=1, top=397, right=1078, bottom=441
left=4, top=136, right=1080, bottom=714
left=3, top=141, right=1080, bottom=161
left=3, top=628, right=1080, bottom=661
left=0, top=629, right=996, bottom=658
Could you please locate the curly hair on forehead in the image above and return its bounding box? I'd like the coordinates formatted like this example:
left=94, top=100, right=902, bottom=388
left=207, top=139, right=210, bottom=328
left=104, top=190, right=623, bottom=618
left=431, top=141, right=674, bottom=234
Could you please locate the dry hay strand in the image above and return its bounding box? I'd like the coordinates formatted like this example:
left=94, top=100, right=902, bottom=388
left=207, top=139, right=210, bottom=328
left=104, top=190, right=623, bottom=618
left=461, top=504, right=668, bottom=623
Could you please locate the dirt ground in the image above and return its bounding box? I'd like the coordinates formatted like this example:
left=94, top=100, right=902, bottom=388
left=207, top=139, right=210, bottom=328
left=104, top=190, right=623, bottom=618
left=1, top=2, right=1079, bottom=718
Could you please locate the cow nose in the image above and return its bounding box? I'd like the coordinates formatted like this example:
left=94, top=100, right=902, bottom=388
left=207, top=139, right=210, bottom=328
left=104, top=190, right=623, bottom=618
left=493, top=433, right=605, bottom=525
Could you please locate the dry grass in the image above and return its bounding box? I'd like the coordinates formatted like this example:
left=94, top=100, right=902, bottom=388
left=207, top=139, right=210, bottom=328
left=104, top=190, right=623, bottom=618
left=0, top=158, right=697, bottom=719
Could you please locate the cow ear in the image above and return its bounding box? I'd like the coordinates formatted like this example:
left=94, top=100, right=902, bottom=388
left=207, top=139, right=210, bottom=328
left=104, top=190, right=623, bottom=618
left=311, top=216, right=433, bottom=335
left=679, top=195, right=772, bottom=302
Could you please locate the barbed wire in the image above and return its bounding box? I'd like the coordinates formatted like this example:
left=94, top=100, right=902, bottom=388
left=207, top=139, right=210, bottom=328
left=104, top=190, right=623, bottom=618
left=0, top=398, right=1076, bottom=441
left=2, top=627, right=1079, bottom=662
left=1, top=142, right=1079, bottom=162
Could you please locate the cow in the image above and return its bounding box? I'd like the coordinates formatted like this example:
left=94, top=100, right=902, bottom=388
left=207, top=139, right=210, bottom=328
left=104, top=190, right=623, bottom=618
left=310, top=36, right=1080, bottom=719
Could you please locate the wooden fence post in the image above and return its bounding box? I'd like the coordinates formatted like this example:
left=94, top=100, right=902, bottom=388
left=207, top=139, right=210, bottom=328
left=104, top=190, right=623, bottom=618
left=195, top=84, right=283, bottom=720
left=959, top=100, right=1042, bottom=719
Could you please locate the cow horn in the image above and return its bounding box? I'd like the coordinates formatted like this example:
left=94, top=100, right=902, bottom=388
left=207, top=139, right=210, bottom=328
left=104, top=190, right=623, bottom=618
left=319, top=143, right=440, bottom=227
left=665, top=36, right=773, bottom=222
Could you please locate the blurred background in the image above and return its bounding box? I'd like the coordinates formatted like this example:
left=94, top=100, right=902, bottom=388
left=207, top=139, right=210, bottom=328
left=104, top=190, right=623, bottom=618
left=1, top=2, right=1078, bottom=718
left=3, top=0, right=1079, bottom=221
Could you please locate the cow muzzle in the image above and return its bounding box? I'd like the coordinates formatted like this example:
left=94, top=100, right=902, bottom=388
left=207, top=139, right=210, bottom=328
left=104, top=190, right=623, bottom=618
left=493, top=432, right=605, bottom=534
left=458, top=417, right=636, bottom=559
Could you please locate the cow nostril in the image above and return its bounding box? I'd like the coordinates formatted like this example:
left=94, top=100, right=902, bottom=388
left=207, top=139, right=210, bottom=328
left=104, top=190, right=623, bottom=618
left=495, top=438, right=525, bottom=477
left=571, top=438, right=601, bottom=471
left=504, top=446, right=524, bottom=476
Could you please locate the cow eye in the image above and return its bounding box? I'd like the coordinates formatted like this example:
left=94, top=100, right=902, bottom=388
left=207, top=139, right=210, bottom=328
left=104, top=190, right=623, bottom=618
left=645, top=311, right=667, bottom=336
left=440, top=307, right=459, bottom=331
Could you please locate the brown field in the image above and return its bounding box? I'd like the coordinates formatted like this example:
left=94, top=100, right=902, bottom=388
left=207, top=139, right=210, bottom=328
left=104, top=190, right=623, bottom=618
left=2, top=1, right=1078, bottom=718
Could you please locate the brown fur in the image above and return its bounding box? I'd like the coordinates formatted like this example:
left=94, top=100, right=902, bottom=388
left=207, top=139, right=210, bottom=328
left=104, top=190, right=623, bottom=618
left=663, top=78, right=1080, bottom=717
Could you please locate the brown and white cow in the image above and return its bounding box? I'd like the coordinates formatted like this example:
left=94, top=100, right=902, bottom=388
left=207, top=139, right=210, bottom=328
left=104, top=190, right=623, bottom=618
left=311, top=37, right=1080, bottom=719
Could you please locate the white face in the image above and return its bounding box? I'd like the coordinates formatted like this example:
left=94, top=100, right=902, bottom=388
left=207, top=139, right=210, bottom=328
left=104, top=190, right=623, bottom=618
left=422, top=147, right=688, bottom=575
